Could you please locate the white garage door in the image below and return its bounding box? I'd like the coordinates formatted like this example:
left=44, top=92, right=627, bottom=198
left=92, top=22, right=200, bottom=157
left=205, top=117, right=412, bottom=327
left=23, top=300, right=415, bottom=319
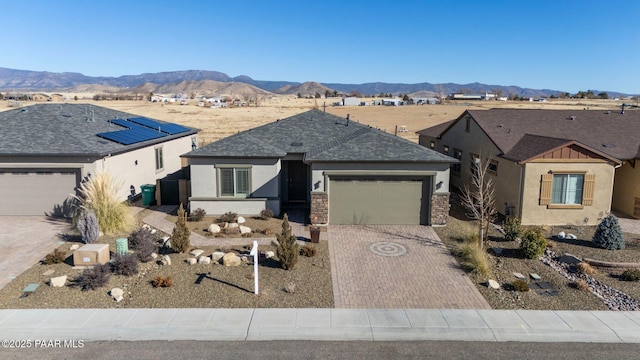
left=0, top=170, right=78, bottom=216
left=329, top=178, right=429, bottom=225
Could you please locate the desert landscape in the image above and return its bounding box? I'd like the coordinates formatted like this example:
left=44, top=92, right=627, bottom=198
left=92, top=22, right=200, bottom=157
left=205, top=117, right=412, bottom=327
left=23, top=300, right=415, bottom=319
left=0, top=96, right=628, bottom=146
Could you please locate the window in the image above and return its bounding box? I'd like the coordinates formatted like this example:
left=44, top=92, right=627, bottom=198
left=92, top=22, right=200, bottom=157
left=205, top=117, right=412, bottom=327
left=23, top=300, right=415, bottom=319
left=429, top=141, right=436, bottom=150
left=465, top=117, right=471, bottom=132
left=443, top=145, right=449, bottom=156
left=552, top=174, right=584, bottom=205
left=469, top=153, right=480, bottom=177
left=154, top=146, right=163, bottom=171
left=191, top=137, right=198, bottom=150
left=488, top=159, right=498, bottom=175
left=219, top=167, right=250, bottom=197
left=452, top=149, right=462, bottom=174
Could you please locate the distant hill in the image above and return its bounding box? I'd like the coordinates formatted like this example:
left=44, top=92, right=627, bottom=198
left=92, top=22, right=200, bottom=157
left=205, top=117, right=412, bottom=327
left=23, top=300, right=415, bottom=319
left=0, top=67, right=631, bottom=99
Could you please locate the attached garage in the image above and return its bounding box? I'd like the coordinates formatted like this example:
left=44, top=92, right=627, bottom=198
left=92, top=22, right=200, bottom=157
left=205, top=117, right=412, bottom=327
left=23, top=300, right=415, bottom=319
left=0, top=170, right=79, bottom=216
left=328, top=176, right=432, bottom=225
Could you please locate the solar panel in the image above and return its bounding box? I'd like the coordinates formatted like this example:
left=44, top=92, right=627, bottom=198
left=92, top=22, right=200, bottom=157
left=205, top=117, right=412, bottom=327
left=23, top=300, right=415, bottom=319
left=97, top=129, right=166, bottom=145
left=128, top=117, right=190, bottom=135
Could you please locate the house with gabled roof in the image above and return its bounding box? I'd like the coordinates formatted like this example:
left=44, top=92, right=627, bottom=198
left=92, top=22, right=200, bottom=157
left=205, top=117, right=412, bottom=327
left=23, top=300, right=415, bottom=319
left=417, top=108, right=640, bottom=225
left=0, top=103, right=198, bottom=216
left=183, top=109, right=457, bottom=225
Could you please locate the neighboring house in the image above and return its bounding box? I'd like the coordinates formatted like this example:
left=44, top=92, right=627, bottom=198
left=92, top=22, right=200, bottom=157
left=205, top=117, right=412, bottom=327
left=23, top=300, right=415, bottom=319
left=0, top=103, right=198, bottom=216
left=342, top=97, right=360, bottom=106
left=32, top=93, right=51, bottom=102
left=183, top=109, right=457, bottom=225
left=417, top=108, right=640, bottom=226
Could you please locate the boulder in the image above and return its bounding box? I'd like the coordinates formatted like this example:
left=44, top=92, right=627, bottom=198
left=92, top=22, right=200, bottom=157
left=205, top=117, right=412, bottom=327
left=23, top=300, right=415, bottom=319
left=239, top=225, right=251, bottom=234
left=487, top=279, right=500, bottom=289
left=264, top=251, right=275, bottom=259
left=567, top=233, right=577, bottom=240
left=228, top=222, right=239, bottom=229
left=161, top=255, right=171, bottom=266
left=208, top=224, right=221, bottom=234
left=69, top=244, right=80, bottom=251
left=557, top=231, right=566, bottom=239
left=186, top=258, right=197, bottom=265
left=151, top=253, right=158, bottom=259
left=237, top=216, right=246, bottom=224
left=50, top=275, right=67, bottom=287
left=110, top=288, right=124, bottom=302
left=150, top=229, right=157, bottom=234
left=223, top=253, right=242, bottom=267
left=190, top=249, right=204, bottom=257
left=513, top=272, right=526, bottom=280
left=211, top=252, right=225, bottom=262
left=198, top=256, right=211, bottom=265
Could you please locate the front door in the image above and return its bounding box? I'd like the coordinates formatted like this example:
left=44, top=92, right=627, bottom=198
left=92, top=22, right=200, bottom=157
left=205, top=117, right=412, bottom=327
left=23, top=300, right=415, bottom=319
left=287, top=161, right=308, bottom=203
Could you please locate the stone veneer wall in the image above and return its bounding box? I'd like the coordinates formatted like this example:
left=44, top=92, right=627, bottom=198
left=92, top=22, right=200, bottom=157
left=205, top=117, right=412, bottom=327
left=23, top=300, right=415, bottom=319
left=430, top=193, right=450, bottom=226
left=310, top=192, right=328, bottom=224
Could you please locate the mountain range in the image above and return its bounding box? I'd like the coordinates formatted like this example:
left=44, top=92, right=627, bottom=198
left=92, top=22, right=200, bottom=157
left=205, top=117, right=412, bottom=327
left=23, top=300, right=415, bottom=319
left=0, top=67, right=630, bottom=99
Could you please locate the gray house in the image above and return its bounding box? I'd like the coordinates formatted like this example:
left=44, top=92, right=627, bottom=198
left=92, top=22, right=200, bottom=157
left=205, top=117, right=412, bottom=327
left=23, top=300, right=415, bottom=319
left=0, top=103, right=198, bottom=216
left=184, top=109, right=456, bottom=225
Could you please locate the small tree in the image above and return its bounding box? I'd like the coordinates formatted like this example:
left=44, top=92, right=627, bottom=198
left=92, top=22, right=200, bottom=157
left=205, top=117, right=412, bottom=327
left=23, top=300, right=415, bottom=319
left=460, top=156, right=496, bottom=249
left=272, top=213, right=299, bottom=270
left=593, top=215, right=624, bottom=250
left=76, top=209, right=99, bottom=244
left=520, top=228, right=547, bottom=259
left=171, top=204, right=191, bottom=253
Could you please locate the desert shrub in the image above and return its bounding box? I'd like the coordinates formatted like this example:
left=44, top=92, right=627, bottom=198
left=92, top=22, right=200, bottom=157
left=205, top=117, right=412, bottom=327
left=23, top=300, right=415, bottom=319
left=593, top=215, right=625, bottom=250
left=547, top=240, right=557, bottom=249
left=272, top=214, right=299, bottom=270
left=576, top=280, right=590, bottom=292
left=284, top=281, right=296, bottom=294
left=171, top=204, right=191, bottom=253
left=111, top=254, right=139, bottom=276
left=241, top=232, right=253, bottom=237
left=152, top=275, right=173, bottom=288
left=458, top=243, right=489, bottom=275
left=73, top=172, right=135, bottom=235
left=576, top=262, right=597, bottom=275
left=219, top=211, right=238, bottom=223
left=621, top=269, right=640, bottom=282
left=503, top=217, right=522, bottom=241
left=129, top=227, right=158, bottom=262
left=259, top=209, right=274, bottom=220
left=520, top=228, right=547, bottom=259
left=300, top=245, right=317, bottom=257
left=263, top=229, right=272, bottom=235
left=188, top=208, right=206, bottom=222
left=74, top=263, right=111, bottom=291
left=76, top=209, right=99, bottom=244
left=512, top=280, right=530, bottom=292
left=43, top=249, right=67, bottom=265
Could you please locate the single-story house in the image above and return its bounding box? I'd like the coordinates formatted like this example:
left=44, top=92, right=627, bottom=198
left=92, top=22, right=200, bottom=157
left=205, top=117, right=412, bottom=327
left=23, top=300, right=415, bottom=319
left=0, top=103, right=198, bottom=216
left=183, top=109, right=457, bottom=225
left=417, top=108, right=640, bottom=225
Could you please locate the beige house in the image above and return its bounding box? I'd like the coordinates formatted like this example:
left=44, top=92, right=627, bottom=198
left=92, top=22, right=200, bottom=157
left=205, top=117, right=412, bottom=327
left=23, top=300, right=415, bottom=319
left=417, top=108, right=640, bottom=226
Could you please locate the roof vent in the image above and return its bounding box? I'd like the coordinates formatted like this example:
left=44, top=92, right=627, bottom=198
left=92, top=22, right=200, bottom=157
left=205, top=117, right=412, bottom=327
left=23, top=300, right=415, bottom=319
left=569, top=116, right=576, bottom=121
left=602, top=143, right=616, bottom=148
left=290, top=142, right=303, bottom=147
left=497, top=124, right=503, bottom=128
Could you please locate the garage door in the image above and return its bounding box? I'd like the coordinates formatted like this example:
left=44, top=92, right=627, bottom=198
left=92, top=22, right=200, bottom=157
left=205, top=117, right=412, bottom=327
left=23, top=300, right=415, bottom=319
left=0, top=170, right=78, bottom=216
left=329, top=178, right=428, bottom=225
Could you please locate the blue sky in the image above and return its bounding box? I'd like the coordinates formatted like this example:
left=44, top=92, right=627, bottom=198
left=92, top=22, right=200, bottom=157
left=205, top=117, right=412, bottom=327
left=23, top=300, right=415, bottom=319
left=1, top=1, right=638, bottom=94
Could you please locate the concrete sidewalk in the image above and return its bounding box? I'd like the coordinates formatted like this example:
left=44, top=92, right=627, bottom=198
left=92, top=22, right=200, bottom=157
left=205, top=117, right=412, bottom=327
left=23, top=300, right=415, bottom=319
left=1, top=308, right=640, bottom=343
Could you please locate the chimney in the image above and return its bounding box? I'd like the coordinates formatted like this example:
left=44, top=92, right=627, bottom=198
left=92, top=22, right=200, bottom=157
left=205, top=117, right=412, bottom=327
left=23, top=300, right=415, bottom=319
left=346, top=114, right=350, bottom=126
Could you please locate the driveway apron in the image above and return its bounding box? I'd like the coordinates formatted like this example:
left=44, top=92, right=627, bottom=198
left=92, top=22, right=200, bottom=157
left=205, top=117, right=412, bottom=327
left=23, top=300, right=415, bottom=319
left=329, top=225, right=490, bottom=309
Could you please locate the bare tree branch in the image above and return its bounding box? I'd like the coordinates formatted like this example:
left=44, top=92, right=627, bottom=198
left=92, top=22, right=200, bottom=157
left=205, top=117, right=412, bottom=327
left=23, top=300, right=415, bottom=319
left=460, top=155, right=497, bottom=249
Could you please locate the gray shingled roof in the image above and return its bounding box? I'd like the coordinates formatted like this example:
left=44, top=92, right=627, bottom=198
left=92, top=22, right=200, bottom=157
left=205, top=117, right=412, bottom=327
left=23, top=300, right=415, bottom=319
left=419, top=108, right=640, bottom=161
left=0, top=103, right=198, bottom=157
left=186, top=109, right=456, bottom=163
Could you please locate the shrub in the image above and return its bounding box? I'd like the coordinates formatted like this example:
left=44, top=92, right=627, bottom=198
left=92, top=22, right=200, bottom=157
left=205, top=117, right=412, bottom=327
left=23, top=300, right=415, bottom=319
left=621, top=269, right=640, bottom=282
left=76, top=209, right=99, bottom=244
left=73, top=172, right=135, bottom=235
left=188, top=208, right=206, bottom=222
left=576, top=280, right=590, bottom=292
left=520, top=228, right=547, bottom=259
left=272, top=214, right=299, bottom=270
left=129, top=227, right=158, bottom=262
left=593, top=215, right=625, bottom=250
left=241, top=232, right=253, bottom=237
left=503, top=217, right=522, bottom=241
left=111, top=254, right=139, bottom=276
left=458, top=242, right=489, bottom=275
left=512, top=280, right=530, bottom=292
left=171, top=204, right=191, bottom=253
left=74, top=263, right=111, bottom=291
left=300, top=245, right=317, bottom=257
left=219, top=211, right=238, bottom=223
left=259, top=209, right=274, bottom=220
left=152, top=275, right=173, bottom=288
left=284, top=281, right=296, bottom=294
left=576, top=262, right=597, bottom=275
left=43, top=249, right=67, bottom=265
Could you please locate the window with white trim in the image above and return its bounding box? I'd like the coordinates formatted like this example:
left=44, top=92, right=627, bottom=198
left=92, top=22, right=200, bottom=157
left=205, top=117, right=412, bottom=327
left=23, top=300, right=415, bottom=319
left=219, top=167, right=250, bottom=197
left=551, top=173, right=584, bottom=205
left=154, top=146, right=164, bottom=171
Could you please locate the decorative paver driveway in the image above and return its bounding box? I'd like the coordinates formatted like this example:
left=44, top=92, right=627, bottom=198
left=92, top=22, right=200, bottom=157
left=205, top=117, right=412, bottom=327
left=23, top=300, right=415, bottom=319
left=329, top=225, right=490, bottom=309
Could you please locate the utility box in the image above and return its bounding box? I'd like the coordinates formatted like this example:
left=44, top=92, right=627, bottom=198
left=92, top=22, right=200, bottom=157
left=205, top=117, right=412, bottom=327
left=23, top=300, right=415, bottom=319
left=73, top=244, right=110, bottom=266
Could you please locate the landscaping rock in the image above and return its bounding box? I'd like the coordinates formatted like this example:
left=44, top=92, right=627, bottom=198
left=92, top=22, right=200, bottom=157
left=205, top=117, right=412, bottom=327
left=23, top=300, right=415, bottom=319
left=237, top=216, right=246, bottom=224
left=208, top=224, right=221, bottom=233
left=190, top=249, right=204, bottom=257
left=150, top=229, right=157, bottom=234
left=530, top=273, right=542, bottom=280
left=567, top=233, right=577, bottom=240
left=211, top=252, right=225, bottom=262
left=513, top=272, right=526, bottom=280
left=264, top=251, right=275, bottom=259
left=151, top=253, right=158, bottom=259
left=69, top=244, right=80, bottom=251
left=556, top=253, right=581, bottom=265
left=228, top=223, right=239, bottom=229
left=557, top=231, right=566, bottom=239
left=42, top=269, right=55, bottom=276
left=161, top=255, right=171, bottom=266
left=223, top=253, right=242, bottom=267
left=198, top=256, right=211, bottom=265
left=50, top=275, right=67, bottom=287
left=239, top=225, right=251, bottom=234
left=110, top=288, right=124, bottom=302
left=487, top=279, right=500, bottom=289
left=186, top=258, right=197, bottom=265
left=491, top=247, right=503, bottom=255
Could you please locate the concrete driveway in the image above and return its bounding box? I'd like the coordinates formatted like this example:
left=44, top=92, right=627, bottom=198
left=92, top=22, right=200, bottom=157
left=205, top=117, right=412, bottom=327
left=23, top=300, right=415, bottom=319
left=0, top=217, right=69, bottom=290
left=329, top=225, right=490, bottom=309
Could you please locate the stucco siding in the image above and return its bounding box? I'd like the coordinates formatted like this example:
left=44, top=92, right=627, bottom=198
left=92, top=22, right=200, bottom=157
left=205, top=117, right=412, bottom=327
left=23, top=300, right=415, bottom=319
left=612, top=162, right=640, bottom=218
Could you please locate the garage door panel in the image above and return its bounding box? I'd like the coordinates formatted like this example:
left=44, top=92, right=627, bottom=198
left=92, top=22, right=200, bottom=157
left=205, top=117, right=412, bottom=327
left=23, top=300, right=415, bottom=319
left=329, top=178, right=427, bottom=225
left=0, top=171, right=78, bottom=216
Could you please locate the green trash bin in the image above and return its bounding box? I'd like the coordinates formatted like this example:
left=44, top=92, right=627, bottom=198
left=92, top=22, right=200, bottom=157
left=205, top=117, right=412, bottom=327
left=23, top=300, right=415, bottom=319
left=141, top=184, right=156, bottom=206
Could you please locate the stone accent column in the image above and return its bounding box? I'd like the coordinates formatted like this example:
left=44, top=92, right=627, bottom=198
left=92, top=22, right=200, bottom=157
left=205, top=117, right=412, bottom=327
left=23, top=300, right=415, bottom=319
left=430, top=193, right=450, bottom=226
left=311, top=192, right=328, bottom=224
